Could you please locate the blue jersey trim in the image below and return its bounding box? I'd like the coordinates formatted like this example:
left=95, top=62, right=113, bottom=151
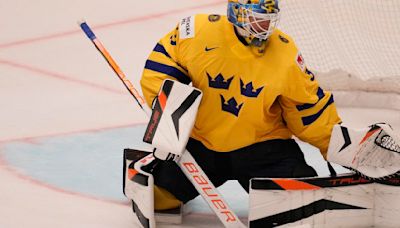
left=301, top=95, right=334, bottom=126
left=145, top=60, right=191, bottom=84
left=296, top=87, right=325, bottom=111
left=153, top=43, right=171, bottom=58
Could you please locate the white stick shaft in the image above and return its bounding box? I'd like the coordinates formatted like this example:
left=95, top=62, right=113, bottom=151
left=179, top=152, right=246, bottom=228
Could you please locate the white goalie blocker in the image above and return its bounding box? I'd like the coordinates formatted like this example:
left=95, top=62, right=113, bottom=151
left=249, top=174, right=400, bottom=228
left=327, top=123, right=400, bottom=179
left=143, top=79, right=202, bottom=161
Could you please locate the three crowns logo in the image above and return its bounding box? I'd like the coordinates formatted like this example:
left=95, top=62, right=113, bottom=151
left=208, top=73, right=264, bottom=117
left=240, top=79, right=264, bottom=97
left=207, top=73, right=233, bottom=90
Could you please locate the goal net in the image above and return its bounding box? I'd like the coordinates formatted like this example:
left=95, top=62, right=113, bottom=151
left=278, top=0, right=400, bottom=110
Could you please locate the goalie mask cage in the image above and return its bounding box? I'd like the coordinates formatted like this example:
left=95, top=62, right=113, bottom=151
left=278, top=0, right=400, bottom=111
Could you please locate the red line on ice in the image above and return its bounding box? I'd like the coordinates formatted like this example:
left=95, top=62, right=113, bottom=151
left=0, top=1, right=224, bottom=49
left=0, top=58, right=125, bottom=95
left=0, top=122, right=146, bottom=144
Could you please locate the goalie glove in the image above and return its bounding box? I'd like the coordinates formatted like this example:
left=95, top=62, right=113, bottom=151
left=143, top=79, right=202, bottom=161
left=327, top=123, right=400, bottom=179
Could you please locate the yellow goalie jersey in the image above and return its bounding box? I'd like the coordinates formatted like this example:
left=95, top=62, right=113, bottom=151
left=140, top=14, right=341, bottom=157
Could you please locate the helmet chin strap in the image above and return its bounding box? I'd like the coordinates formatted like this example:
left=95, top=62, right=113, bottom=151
left=235, top=26, right=268, bottom=56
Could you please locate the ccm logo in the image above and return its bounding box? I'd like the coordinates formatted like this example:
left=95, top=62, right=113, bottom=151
left=183, top=162, right=237, bottom=222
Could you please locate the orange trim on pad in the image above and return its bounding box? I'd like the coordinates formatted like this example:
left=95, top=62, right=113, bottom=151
left=273, top=179, right=321, bottom=190
left=359, top=128, right=380, bottom=145
left=128, top=168, right=139, bottom=180
left=158, top=92, right=167, bottom=111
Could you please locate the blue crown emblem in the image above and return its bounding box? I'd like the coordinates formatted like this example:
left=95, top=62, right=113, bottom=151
left=220, top=95, right=243, bottom=117
left=208, top=73, right=233, bottom=90
left=240, top=80, right=264, bottom=97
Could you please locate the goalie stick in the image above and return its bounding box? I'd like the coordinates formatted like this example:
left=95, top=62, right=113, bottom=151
left=79, top=21, right=246, bottom=228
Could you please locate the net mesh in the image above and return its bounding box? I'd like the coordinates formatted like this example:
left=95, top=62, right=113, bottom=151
left=277, top=0, right=400, bottom=96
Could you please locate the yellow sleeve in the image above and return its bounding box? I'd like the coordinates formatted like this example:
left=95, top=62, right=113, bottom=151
left=279, top=55, right=341, bottom=158
left=140, top=24, right=191, bottom=107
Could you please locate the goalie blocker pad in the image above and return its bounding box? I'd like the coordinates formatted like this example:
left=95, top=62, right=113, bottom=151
left=143, top=79, right=202, bottom=161
left=249, top=174, right=400, bottom=228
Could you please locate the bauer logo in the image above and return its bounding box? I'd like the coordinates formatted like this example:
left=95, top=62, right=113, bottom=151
left=180, top=16, right=195, bottom=39
left=143, top=104, right=162, bottom=143
left=182, top=162, right=238, bottom=223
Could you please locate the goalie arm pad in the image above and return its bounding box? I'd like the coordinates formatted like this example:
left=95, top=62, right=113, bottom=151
left=327, top=123, right=400, bottom=179
left=143, top=79, right=202, bottom=161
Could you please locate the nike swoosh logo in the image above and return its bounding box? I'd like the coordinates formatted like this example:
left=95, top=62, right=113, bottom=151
left=205, top=46, right=218, bottom=52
